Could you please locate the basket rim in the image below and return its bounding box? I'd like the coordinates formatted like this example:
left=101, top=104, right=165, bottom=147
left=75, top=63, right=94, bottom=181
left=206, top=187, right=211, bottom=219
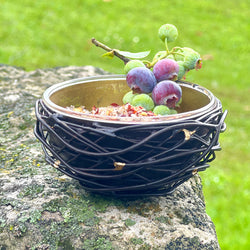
left=42, top=75, right=220, bottom=125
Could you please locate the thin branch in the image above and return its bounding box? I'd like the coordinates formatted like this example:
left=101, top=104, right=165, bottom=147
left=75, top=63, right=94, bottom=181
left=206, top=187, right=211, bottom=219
left=91, top=38, right=130, bottom=64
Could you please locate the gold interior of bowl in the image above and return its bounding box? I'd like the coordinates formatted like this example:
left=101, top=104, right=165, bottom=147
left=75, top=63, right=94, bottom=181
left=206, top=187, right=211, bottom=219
left=49, top=79, right=210, bottom=113
left=50, top=79, right=131, bottom=110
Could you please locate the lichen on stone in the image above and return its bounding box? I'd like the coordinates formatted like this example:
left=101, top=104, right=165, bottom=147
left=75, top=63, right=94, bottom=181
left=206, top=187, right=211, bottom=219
left=0, top=65, right=220, bottom=250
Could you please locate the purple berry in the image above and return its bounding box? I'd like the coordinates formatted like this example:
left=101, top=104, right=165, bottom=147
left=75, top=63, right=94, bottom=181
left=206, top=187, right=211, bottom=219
left=152, top=80, right=182, bottom=108
left=153, top=59, right=179, bottom=82
left=126, top=67, right=157, bottom=94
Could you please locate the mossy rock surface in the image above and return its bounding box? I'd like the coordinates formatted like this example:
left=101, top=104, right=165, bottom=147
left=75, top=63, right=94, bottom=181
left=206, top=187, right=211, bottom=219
left=0, top=65, right=220, bottom=250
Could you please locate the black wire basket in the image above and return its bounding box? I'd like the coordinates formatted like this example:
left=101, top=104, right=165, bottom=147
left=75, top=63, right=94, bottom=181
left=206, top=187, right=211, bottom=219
left=34, top=75, right=227, bottom=197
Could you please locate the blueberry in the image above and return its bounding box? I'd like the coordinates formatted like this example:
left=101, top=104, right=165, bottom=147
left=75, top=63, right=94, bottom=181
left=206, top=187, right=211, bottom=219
left=153, top=59, right=179, bottom=82
left=177, top=61, right=187, bottom=80
left=158, top=24, right=178, bottom=43
left=152, top=80, right=182, bottom=108
left=131, top=94, right=155, bottom=111
left=182, top=47, right=202, bottom=70
left=126, top=67, right=157, bottom=94
left=124, top=60, right=146, bottom=74
left=122, top=91, right=138, bottom=104
left=153, top=105, right=171, bottom=115
left=166, top=54, right=175, bottom=60
left=169, top=109, right=178, bottom=114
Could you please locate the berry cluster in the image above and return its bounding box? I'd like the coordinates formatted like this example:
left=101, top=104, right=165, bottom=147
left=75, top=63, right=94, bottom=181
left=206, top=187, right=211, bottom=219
left=124, top=60, right=182, bottom=114
left=92, top=23, right=202, bottom=116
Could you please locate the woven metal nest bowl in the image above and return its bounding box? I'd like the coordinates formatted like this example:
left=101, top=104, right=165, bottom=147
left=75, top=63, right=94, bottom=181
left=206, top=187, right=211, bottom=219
left=34, top=75, right=227, bottom=197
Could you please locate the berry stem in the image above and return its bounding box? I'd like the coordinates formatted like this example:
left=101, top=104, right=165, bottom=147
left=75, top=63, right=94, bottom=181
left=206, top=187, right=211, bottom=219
left=142, top=60, right=152, bottom=67
left=172, top=46, right=183, bottom=51
left=147, top=38, right=172, bottom=68
left=171, top=51, right=185, bottom=58
left=147, top=52, right=168, bottom=68
left=91, top=38, right=130, bottom=64
left=164, top=38, right=170, bottom=53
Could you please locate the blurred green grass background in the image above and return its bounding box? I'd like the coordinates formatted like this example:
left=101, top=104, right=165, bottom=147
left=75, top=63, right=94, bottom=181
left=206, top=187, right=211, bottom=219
left=0, top=0, right=249, bottom=249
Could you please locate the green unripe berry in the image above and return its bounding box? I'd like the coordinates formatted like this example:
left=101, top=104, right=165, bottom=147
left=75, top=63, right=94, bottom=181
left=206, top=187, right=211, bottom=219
left=158, top=24, right=178, bottom=43
left=183, top=53, right=201, bottom=70
left=181, top=47, right=201, bottom=70
left=169, top=109, right=178, bottom=114
left=166, top=54, right=175, bottom=60
left=132, top=94, right=155, bottom=111
left=124, top=60, right=145, bottom=74
left=172, top=49, right=185, bottom=61
left=153, top=105, right=171, bottom=115
left=177, top=61, right=186, bottom=80
left=122, top=91, right=138, bottom=104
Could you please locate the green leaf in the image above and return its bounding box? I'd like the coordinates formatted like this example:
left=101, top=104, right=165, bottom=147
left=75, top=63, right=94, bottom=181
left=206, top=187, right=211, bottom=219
left=125, top=218, right=136, bottom=227
left=116, top=50, right=151, bottom=59
left=102, top=51, right=115, bottom=59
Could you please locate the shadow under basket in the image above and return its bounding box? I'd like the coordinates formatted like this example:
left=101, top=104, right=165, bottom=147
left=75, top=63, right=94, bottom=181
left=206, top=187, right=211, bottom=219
left=34, top=75, right=227, bottom=197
